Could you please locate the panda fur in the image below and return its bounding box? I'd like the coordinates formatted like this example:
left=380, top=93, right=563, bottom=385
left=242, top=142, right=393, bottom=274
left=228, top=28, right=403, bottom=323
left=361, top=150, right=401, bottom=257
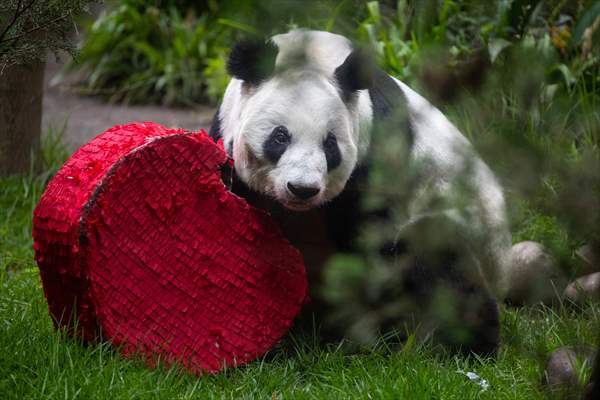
left=209, top=30, right=512, bottom=356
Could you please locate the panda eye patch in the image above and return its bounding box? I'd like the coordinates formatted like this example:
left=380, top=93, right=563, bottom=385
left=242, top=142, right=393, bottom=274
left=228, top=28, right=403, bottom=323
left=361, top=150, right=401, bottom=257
left=263, top=125, right=291, bottom=163
left=323, top=131, right=342, bottom=171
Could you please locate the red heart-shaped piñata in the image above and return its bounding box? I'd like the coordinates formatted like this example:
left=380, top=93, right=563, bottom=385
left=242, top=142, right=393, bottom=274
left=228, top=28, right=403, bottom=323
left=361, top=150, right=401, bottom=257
left=33, top=122, right=308, bottom=373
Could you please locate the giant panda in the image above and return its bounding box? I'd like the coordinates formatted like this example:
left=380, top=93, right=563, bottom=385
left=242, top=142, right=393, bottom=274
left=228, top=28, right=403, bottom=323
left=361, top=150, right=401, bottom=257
left=209, top=30, right=512, bottom=356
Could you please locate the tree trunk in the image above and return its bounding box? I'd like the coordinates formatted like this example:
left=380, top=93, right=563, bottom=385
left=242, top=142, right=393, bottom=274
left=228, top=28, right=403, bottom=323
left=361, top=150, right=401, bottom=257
left=0, top=62, right=45, bottom=176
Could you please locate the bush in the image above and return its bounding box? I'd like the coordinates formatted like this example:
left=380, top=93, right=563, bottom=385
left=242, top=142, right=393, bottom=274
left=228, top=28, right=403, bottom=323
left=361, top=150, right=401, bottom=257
left=73, top=0, right=384, bottom=105
left=73, top=1, right=232, bottom=105
left=357, top=0, right=600, bottom=98
left=319, top=0, right=600, bottom=344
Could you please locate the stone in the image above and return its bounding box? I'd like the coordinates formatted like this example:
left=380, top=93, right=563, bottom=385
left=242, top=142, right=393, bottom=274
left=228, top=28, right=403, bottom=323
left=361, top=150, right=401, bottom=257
left=563, top=272, right=600, bottom=304
left=505, top=241, right=565, bottom=305
left=576, top=244, right=600, bottom=276
left=544, top=346, right=596, bottom=392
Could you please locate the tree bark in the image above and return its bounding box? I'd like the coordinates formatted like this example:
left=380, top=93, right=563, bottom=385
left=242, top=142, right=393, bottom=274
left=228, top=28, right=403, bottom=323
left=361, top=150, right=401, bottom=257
left=0, top=61, right=44, bottom=176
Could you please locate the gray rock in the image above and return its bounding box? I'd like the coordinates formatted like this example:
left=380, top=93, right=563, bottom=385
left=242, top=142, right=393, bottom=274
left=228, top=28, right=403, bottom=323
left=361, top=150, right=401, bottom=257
left=544, top=346, right=596, bottom=392
left=576, top=244, right=600, bottom=276
left=563, top=272, right=600, bottom=304
left=505, top=241, right=565, bottom=305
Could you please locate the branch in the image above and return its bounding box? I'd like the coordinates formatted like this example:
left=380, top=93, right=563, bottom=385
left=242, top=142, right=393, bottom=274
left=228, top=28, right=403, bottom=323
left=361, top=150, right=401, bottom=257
left=0, top=0, right=23, bottom=43
left=0, top=0, right=37, bottom=44
left=0, top=10, right=72, bottom=45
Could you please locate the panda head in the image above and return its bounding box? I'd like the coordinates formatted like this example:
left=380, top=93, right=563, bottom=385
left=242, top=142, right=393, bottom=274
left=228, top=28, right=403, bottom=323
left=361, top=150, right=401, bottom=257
left=223, top=34, right=374, bottom=211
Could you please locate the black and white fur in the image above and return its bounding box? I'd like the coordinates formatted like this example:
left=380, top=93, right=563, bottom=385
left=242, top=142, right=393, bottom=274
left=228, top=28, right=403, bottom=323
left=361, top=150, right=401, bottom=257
left=210, top=30, right=512, bottom=355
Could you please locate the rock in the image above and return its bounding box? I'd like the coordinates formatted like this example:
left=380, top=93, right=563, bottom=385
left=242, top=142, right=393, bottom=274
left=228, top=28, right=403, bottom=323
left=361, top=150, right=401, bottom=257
left=544, top=346, right=596, bottom=392
left=505, top=241, right=565, bottom=305
left=545, top=347, right=578, bottom=389
left=576, top=244, right=600, bottom=276
left=563, top=272, right=600, bottom=304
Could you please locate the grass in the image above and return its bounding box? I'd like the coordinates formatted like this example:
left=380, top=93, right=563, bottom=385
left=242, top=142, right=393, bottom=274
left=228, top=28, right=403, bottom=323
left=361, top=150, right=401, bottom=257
left=1, top=265, right=598, bottom=399
left=0, top=127, right=598, bottom=399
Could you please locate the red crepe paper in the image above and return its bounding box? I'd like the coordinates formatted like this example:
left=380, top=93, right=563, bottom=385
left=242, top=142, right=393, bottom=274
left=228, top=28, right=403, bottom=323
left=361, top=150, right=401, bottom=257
left=33, top=122, right=308, bottom=373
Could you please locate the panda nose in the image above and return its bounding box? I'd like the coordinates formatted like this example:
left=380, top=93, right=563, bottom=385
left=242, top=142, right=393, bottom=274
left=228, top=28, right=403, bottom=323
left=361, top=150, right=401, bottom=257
left=287, top=182, right=320, bottom=200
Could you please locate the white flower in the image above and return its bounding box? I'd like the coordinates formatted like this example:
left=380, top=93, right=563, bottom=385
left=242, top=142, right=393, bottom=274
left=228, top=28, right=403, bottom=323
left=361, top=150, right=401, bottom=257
left=458, top=370, right=490, bottom=391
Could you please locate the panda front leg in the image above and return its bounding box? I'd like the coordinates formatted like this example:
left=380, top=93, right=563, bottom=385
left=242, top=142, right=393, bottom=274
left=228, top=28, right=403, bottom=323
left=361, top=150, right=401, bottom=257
left=396, top=211, right=501, bottom=356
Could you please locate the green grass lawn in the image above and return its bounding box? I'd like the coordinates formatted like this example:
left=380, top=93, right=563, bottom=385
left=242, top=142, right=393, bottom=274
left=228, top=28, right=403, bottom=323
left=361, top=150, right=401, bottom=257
left=1, top=137, right=598, bottom=400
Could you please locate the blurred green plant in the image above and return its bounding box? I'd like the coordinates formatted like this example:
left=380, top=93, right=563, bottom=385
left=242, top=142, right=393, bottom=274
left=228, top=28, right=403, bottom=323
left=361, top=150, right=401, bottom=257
left=352, top=0, right=600, bottom=249
left=357, top=0, right=600, bottom=98
left=72, top=0, right=231, bottom=105
left=317, top=0, right=600, bottom=345
left=72, top=0, right=599, bottom=104
left=72, top=0, right=375, bottom=105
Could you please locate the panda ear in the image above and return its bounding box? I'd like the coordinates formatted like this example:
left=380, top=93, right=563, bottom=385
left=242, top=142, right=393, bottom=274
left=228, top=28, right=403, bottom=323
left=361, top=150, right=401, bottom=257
left=227, top=39, right=278, bottom=86
left=334, top=48, right=377, bottom=100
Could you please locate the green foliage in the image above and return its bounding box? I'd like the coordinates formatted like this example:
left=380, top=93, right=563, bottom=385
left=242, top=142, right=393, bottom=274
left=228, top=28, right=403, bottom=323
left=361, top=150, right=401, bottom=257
left=356, top=1, right=419, bottom=81
left=73, top=1, right=231, bottom=105
left=72, top=1, right=600, bottom=106
left=314, top=0, right=600, bottom=345
left=0, top=0, right=96, bottom=69
left=73, top=0, right=376, bottom=105
left=0, top=125, right=69, bottom=275
left=357, top=0, right=600, bottom=235
left=354, top=0, right=600, bottom=98
left=1, top=263, right=598, bottom=398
